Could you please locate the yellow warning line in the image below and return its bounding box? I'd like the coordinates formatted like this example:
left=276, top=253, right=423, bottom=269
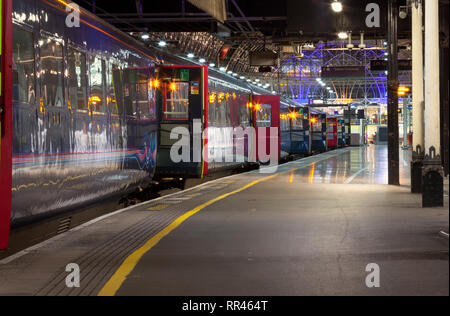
left=98, top=149, right=350, bottom=296
left=98, top=173, right=278, bottom=296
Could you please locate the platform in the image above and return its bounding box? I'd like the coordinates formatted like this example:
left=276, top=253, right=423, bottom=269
left=0, top=145, right=448, bottom=296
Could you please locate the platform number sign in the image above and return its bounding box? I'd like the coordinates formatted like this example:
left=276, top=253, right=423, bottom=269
left=180, top=69, right=189, bottom=82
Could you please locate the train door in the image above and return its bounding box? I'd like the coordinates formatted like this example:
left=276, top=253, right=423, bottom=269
left=0, top=0, right=12, bottom=250
left=310, top=112, right=327, bottom=153
left=252, top=95, right=281, bottom=163
left=156, top=65, right=207, bottom=178
left=327, top=117, right=338, bottom=149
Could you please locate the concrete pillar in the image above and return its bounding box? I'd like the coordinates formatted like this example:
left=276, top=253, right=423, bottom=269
left=412, top=1, right=424, bottom=151
left=422, top=0, right=444, bottom=207
left=424, top=0, right=441, bottom=154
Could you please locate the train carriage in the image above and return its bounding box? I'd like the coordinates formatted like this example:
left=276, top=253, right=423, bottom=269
left=6, top=0, right=160, bottom=227
left=310, top=109, right=327, bottom=153
left=326, top=116, right=338, bottom=149
left=279, top=100, right=292, bottom=159
left=337, top=117, right=346, bottom=148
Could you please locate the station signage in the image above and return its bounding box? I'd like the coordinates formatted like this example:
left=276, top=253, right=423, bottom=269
left=321, top=66, right=365, bottom=78
left=370, top=60, right=413, bottom=71
left=187, top=0, right=226, bottom=23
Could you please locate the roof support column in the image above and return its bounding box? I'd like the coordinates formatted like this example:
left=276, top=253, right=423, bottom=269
left=387, top=0, right=400, bottom=185
left=422, top=0, right=444, bottom=207
left=424, top=0, right=441, bottom=155
left=410, top=0, right=425, bottom=193
left=412, top=0, right=424, bottom=152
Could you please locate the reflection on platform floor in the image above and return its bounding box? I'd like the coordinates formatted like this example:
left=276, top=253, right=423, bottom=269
left=0, top=145, right=447, bottom=297
left=280, top=145, right=411, bottom=185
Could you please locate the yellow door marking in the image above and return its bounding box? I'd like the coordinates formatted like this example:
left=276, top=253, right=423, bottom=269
left=98, top=150, right=349, bottom=296
left=147, top=204, right=169, bottom=211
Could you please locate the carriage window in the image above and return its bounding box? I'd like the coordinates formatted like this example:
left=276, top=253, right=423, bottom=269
left=311, top=117, right=323, bottom=131
left=256, top=104, right=272, bottom=128
left=40, top=38, right=64, bottom=107
left=238, top=96, right=250, bottom=128
left=89, top=55, right=106, bottom=113
left=12, top=26, right=36, bottom=104
left=292, top=116, right=303, bottom=130
left=208, top=92, right=216, bottom=126
left=164, top=82, right=189, bottom=120
left=107, top=62, right=121, bottom=115
left=280, top=113, right=290, bottom=132
left=135, top=72, right=156, bottom=120
left=68, top=48, right=87, bottom=110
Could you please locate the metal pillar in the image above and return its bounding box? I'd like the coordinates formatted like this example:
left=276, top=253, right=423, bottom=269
left=422, top=0, right=444, bottom=207
left=402, top=98, right=409, bottom=149
left=387, top=0, right=400, bottom=185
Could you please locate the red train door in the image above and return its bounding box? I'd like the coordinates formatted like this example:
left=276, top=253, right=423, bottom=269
left=327, top=117, right=338, bottom=148
left=252, top=95, right=281, bottom=163
left=0, top=0, right=12, bottom=250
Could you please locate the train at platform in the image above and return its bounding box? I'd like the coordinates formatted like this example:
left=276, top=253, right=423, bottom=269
left=0, top=0, right=348, bottom=249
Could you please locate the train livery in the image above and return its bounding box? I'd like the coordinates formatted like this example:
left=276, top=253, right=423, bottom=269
left=0, top=0, right=347, bottom=249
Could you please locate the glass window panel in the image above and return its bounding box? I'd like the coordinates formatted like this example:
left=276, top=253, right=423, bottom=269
left=107, top=62, right=120, bottom=115
left=237, top=96, right=250, bottom=128
left=281, top=114, right=290, bottom=132
left=40, top=38, right=64, bottom=107
left=89, top=55, right=106, bottom=113
left=136, top=72, right=154, bottom=119
left=256, top=104, right=272, bottom=128
left=312, top=118, right=323, bottom=131
left=67, top=48, right=87, bottom=110
left=12, top=26, right=36, bottom=104
left=165, top=82, right=189, bottom=120
left=292, top=116, right=303, bottom=130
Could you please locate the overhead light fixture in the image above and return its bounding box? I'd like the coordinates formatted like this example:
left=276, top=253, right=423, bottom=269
left=316, top=78, right=322, bottom=82
left=338, top=32, right=348, bottom=40
left=187, top=53, right=195, bottom=58
left=141, top=33, right=150, bottom=40
left=199, top=58, right=206, bottom=63
left=209, top=63, right=216, bottom=67
left=232, top=73, right=238, bottom=77
left=358, top=33, right=366, bottom=49
left=227, top=71, right=233, bottom=74
left=255, top=79, right=260, bottom=82
left=399, top=6, right=408, bottom=19
left=240, top=76, right=245, bottom=80
left=331, top=1, right=343, bottom=13
left=219, top=67, right=226, bottom=72
left=158, top=40, right=167, bottom=47
left=346, top=32, right=354, bottom=49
